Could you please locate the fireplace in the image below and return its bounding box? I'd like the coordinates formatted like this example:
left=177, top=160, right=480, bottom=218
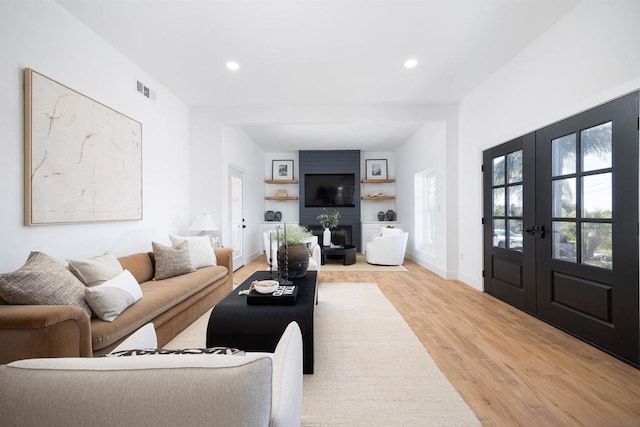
left=307, top=225, right=352, bottom=247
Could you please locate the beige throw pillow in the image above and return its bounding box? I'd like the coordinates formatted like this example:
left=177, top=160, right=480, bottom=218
left=152, top=241, right=196, bottom=280
left=85, top=270, right=143, bottom=322
left=169, top=235, right=217, bottom=268
left=68, top=252, right=123, bottom=287
left=0, top=252, right=92, bottom=316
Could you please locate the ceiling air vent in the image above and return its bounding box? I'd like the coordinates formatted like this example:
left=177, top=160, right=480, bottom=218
left=136, top=80, right=156, bottom=101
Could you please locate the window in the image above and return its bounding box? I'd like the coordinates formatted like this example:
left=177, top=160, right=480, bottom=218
left=415, top=170, right=436, bottom=252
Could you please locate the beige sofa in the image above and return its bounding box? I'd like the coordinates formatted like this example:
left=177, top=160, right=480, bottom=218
left=0, top=321, right=303, bottom=427
left=0, top=247, right=233, bottom=364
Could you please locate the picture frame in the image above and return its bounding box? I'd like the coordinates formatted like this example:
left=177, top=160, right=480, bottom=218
left=24, top=68, right=143, bottom=225
left=272, top=159, right=294, bottom=180
left=365, top=159, right=388, bottom=180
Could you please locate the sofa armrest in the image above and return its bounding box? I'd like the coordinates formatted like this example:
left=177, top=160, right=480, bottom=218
left=214, top=247, right=234, bottom=272
left=0, top=305, right=92, bottom=364
left=270, top=322, right=303, bottom=427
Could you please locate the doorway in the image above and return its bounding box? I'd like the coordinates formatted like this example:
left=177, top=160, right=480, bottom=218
left=483, top=92, right=639, bottom=366
left=229, top=166, right=245, bottom=271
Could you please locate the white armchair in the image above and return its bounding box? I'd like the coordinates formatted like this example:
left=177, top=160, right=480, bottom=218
left=365, top=227, right=409, bottom=266
left=263, top=231, right=321, bottom=272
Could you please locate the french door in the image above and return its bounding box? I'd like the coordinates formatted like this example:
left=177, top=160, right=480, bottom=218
left=483, top=92, right=639, bottom=366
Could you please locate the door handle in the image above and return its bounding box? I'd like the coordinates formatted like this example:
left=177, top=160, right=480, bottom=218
left=525, top=225, right=545, bottom=238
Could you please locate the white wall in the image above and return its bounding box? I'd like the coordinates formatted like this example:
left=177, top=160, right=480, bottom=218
left=457, top=0, right=640, bottom=290
left=0, top=1, right=190, bottom=271
left=222, top=125, right=265, bottom=262
left=396, top=122, right=450, bottom=277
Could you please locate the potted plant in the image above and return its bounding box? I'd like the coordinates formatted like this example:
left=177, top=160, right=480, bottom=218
left=269, top=225, right=314, bottom=278
left=316, top=209, right=341, bottom=246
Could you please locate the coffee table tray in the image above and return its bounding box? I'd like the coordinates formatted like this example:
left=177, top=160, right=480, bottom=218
left=247, top=285, right=299, bottom=305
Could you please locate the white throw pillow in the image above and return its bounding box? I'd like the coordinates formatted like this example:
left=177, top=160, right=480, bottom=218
left=85, top=270, right=143, bottom=322
left=169, top=235, right=216, bottom=268
left=68, top=252, right=123, bottom=287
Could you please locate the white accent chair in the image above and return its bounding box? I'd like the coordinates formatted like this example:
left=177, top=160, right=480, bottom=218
left=263, top=231, right=322, bottom=272
left=365, top=227, right=409, bottom=266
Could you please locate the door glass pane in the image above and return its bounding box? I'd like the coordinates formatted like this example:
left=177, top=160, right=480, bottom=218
left=552, top=178, right=576, bottom=218
left=493, top=156, right=505, bottom=186
left=507, top=185, right=523, bottom=216
left=583, top=173, right=612, bottom=219
left=552, top=134, right=576, bottom=177
left=493, top=219, right=505, bottom=248
left=582, top=222, right=612, bottom=269
left=508, top=219, right=523, bottom=252
left=493, top=187, right=505, bottom=216
left=507, top=150, right=523, bottom=184
left=552, top=221, right=577, bottom=263
left=582, top=122, right=612, bottom=172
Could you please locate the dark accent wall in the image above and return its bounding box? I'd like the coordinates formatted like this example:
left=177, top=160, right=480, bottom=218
left=299, top=150, right=362, bottom=250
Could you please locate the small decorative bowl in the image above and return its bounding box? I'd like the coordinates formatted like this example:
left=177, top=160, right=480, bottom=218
left=253, top=280, right=279, bottom=294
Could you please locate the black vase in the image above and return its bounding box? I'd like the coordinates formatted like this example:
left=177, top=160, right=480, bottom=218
left=277, top=244, right=309, bottom=278
left=377, top=211, right=386, bottom=221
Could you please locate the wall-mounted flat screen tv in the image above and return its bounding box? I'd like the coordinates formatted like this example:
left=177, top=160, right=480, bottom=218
left=305, top=174, right=356, bottom=207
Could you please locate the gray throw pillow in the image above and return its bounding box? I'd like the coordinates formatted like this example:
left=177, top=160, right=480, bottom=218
left=68, top=252, right=123, bottom=287
left=0, top=252, right=92, bottom=316
left=152, top=241, right=195, bottom=280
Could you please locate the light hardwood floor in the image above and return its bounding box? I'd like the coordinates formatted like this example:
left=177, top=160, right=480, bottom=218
left=235, top=255, right=640, bottom=426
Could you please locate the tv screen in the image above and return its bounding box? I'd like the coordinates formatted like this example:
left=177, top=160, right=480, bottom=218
left=305, top=174, right=356, bottom=207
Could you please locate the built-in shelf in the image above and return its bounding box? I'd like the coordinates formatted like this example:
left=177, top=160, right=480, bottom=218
left=265, top=179, right=298, bottom=184
left=265, top=196, right=299, bottom=201
left=361, top=179, right=396, bottom=184
left=361, top=195, right=395, bottom=201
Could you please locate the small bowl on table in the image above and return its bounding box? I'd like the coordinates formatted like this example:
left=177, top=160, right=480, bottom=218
left=253, top=280, right=279, bottom=294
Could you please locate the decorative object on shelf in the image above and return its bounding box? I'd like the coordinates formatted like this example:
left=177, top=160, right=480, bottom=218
left=270, top=224, right=313, bottom=279
left=317, top=209, right=341, bottom=247
left=276, top=189, right=288, bottom=197
left=385, top=210, right=397, bottom=221
left=368, top=192, right=385, bottom=197
left=365, top=159, right=388, bottom=180
left=274, top=211, right=282, bottom=221
left=265, top=210, right=275, bottom=221
left=24, top=68, right=142, bottom=225
left=189, top=213, right=219, bottom=236
left=272, top=159, right=294, bottom=180
left=377, top=211, right=386, bottom=221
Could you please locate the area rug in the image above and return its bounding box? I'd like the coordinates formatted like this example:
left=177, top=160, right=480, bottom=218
left=166, top=282, right=479, bottom=426
left=320, top=253, right=408, bottom=272
left=302, top=282, right=480, bottom=426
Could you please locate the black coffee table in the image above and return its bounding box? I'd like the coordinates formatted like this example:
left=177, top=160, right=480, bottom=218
left=206, top=271, right=317, bottom=374
left=321, top=244, right=357, bottom=265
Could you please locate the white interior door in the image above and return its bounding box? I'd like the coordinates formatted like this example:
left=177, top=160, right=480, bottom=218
left=229, top=166, right=245, bottom=270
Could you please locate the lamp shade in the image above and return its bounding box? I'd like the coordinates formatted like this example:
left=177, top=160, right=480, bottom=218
left=189, top=214, right=218, bottom=232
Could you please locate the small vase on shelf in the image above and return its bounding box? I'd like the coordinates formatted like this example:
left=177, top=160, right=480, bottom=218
left=323, top=228, right=331, bottom=247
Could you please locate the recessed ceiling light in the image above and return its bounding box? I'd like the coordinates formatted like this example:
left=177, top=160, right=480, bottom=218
left=226, top=61, right=240, bottom=71
left=404, top=58, right=418, bottom=69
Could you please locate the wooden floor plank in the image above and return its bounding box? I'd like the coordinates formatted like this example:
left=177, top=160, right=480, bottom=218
left=235, top=255, right=640, bottom=426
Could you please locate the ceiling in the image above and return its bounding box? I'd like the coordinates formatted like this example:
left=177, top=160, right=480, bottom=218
left=56, top=0, right=580, bottom=151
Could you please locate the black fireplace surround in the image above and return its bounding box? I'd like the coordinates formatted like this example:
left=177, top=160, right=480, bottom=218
left=298, top=150, right=362, bottom=250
